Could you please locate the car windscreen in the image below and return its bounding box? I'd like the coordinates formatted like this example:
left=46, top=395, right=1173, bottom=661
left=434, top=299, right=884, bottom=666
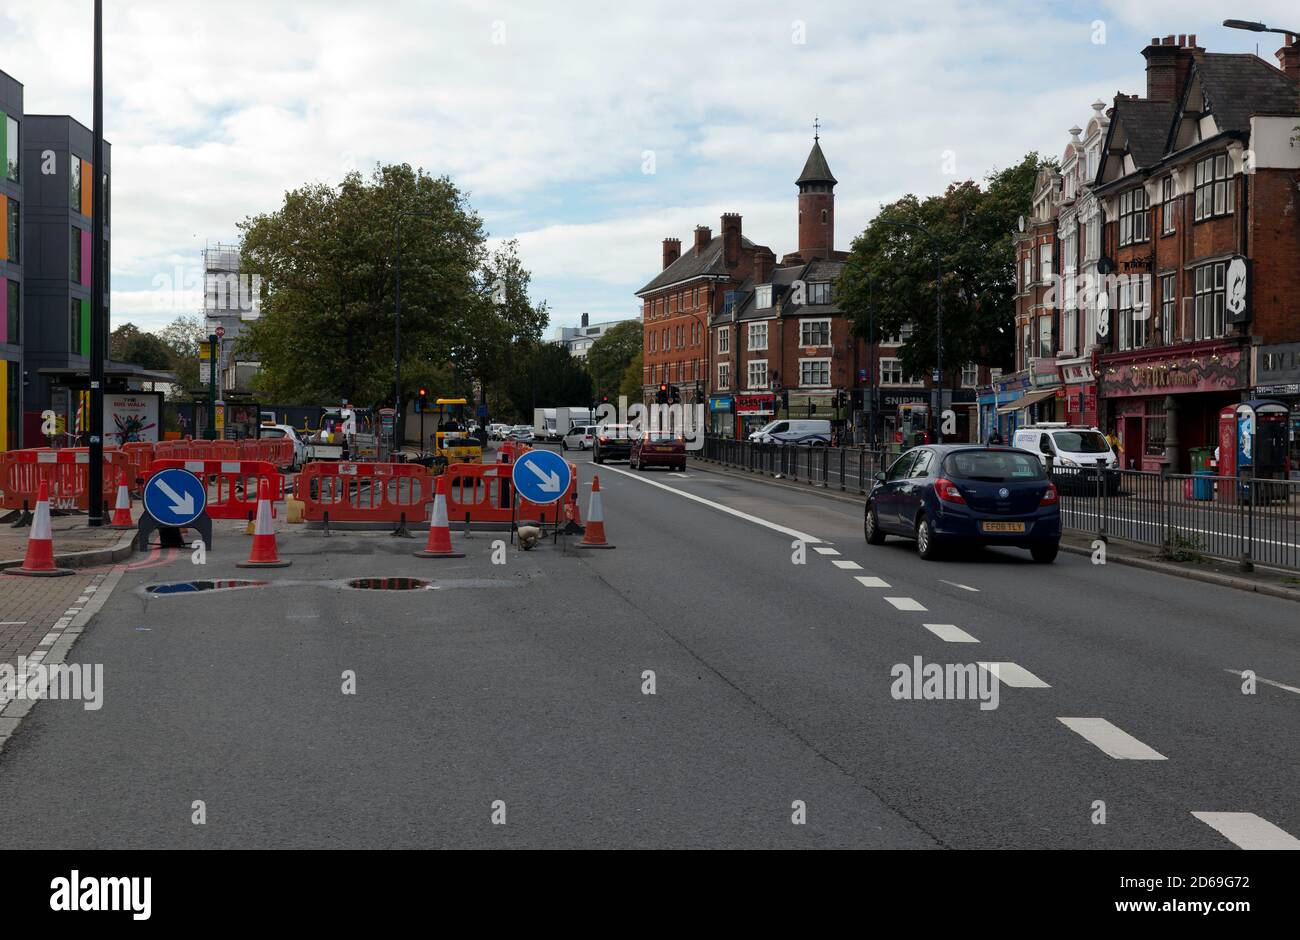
left=1051, top=430, right=1109, bottom=453
left=944, top=450, right=1045, bottom=482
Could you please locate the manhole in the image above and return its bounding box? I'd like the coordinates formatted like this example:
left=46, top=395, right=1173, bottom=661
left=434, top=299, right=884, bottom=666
left=145, top=579, right=269, bottom=595
left=344, top=577, right=433, bottom=591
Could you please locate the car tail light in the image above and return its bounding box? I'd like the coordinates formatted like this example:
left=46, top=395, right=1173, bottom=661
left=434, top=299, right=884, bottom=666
left=934, top=477, right=966, bottom=504
left=1040, top=482, right=1059, bottom=506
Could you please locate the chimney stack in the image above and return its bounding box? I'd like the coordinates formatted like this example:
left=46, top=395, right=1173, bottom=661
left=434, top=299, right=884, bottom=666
left=662, top=238, right=681, bottom=270
left=580, top=312, right=589, bottom=328
left=721, top=214, right=741, bottom=269
left=1142, top=34, right=1201, bottom=102
left=754, top=249, right=775, bottom=286
left=1278, top=36, right=1300, bottom=83
left=694, top=225, right=712, bottom=253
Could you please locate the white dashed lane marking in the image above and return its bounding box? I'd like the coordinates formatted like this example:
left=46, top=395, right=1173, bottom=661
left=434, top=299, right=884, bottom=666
left=813, top=547, right=840, bottom=556
left=979, top=662, right=1050, bottom=688
left=884, top=597, right=927, bottom=612
left=1057, top=717, right=1168, bottom=760
left=854, top=576, right=890, bottom=588
left=1224, top=669, right=1300, bottom=696
left=831, top=560, right=862, bottom=570
left=923, top=623, right=979, bottom=643
left=1191, top=812, right=1300, bottom=850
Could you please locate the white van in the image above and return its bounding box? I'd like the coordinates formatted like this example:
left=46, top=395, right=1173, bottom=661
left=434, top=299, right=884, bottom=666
left=748, top=419, right=832, bottom=445
left=1012, top=423, right=1117, bottom=470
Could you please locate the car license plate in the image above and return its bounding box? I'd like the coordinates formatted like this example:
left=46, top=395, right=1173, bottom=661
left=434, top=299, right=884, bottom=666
left=981, top=521, right=1026, bottom=533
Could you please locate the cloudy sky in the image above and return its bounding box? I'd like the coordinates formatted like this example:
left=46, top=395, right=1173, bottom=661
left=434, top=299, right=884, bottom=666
left=2, top=0, right=1295, bottom=335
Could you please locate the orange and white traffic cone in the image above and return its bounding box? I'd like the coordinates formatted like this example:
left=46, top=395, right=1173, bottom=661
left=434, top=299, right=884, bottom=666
left=4, top=482, right=74, bottom=577
left=109, top=471, right=134, bottom=529
left=575, top=475, right=615, bottom=549
left=414, top=476, right=464, bottom=558
left=237, top=492, right=291, bottom=568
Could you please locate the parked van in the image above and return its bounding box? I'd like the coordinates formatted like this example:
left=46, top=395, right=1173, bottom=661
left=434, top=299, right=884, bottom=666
left=1012, top=423, right=1117, bottom=470
left=748, top=419, right=832, bottom=445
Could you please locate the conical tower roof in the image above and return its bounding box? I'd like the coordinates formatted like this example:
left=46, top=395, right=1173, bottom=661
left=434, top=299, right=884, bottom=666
left=796, top=139, right=837, bottom=186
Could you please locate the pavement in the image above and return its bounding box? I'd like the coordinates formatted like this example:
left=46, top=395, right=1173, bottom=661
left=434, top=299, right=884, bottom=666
left=0, top=452, right=1298, bottom=849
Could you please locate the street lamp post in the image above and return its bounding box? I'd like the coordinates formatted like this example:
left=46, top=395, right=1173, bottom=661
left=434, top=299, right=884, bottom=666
left=1223, top=19, right=1300, bottom=38
left=87, top=0, right=106, bottom=525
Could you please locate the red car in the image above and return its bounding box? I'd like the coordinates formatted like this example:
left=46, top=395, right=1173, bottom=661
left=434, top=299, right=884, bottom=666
left=630, top=432, right=686, bottom=471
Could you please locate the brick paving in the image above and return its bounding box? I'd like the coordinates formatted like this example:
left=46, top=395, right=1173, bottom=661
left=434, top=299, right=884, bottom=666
left=0, top=507, right=139, bottom=566
left=0, top=567, right=110, bottom=670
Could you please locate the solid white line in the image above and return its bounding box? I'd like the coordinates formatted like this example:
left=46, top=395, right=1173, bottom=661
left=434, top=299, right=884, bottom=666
left=1191, top=812, right=1300, bottom=850
left=1057, top=717, right=1167, bottom=760
left=979, top=662, right=1050, bottom=688
left=939, top=580, right=979, bottom=592
left=884, top=597, right=927, bottom=611
left=923, top=623, right=979, bottom=643
left=598, top=464, right=822, bottom=544
left=854, top=576, right=890, bottom=588
left=831, top=560, right=862, bottom=570
left=813, top=547, right=840, bottom=556
left=1224, top=669, right=1300, bottom=696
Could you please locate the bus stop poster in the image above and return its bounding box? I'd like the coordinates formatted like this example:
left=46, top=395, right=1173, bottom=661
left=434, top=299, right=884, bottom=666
left=104, top=393, right=161, bottom=444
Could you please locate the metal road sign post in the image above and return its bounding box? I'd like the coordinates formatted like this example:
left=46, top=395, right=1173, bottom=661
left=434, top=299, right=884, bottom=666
left=510, top=449, right=573, bottom=546
left=138, top=467, right=212, bottom=552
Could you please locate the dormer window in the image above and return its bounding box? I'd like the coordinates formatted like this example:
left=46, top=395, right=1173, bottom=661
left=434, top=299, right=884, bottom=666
left=755, top=285, right=772, bottom=309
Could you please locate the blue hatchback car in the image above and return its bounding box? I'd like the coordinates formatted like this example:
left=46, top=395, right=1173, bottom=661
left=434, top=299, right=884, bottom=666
left=864, top=445, right=1061, bottom=563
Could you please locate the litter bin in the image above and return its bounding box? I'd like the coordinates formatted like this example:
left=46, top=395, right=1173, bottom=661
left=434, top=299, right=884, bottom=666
left=1190, top=446, right=1215, bottom=500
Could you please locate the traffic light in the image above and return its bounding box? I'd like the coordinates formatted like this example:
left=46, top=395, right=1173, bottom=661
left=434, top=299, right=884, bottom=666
left=601, top=393, right=610, bottom=404
left=417, top=387, right=427, bottom=413
left=669, top=385, right=681, bottom=405
left=656, top=383, right=668, bottom=404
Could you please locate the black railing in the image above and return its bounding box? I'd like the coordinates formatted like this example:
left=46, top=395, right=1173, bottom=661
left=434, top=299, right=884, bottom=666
left=695, top=437, right=1300, bottom=570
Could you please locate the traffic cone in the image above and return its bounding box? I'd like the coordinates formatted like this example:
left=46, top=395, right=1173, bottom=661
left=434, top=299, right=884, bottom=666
left=236, top=492, right=291, bottom=568
left=4, top=482, right=74, bottom=577
left=109, top=471, right=134, bottom=528
left=414, top=476, right=464, bottom=558
left=575, top=475, right=615, bottom=549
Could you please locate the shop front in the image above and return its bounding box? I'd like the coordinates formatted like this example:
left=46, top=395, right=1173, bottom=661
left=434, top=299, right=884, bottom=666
left=708, top=395, right=735, bottom=438
left=1027, top=358, right=1065, bottom=422
left=1253, top=342, right=1300, bottom=476
left=978, top=372, right=1030, bottom=442
left=1057, top=357, right=1099, bottom=428
left=735, top=392, right=777, bottom=439
left=1098, top=342, right=1248, bottom=473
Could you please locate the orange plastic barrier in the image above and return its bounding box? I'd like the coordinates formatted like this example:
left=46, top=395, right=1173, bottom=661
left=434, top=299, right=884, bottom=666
left=293, top=462, right=434, bottom=525
left=442, top=460, right=581, bottom=527
left=0, top=449, right=116, bottom=512
left=146, top=458, right=284, bottom=521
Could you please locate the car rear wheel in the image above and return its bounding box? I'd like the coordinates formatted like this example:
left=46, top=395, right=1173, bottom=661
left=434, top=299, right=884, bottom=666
left=864, top=502, right=886, bottom=545
left=1031, top=541, right=1059, bottom=564
left=916, top=515, right=943, bottom=561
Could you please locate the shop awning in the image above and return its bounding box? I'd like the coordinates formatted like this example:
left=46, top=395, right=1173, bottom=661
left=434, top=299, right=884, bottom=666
left=995, top=386, right=1058, bottom=415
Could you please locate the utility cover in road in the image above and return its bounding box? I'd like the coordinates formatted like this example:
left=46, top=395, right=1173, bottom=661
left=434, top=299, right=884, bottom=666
left=143, top=467, right=208, bottom=527
left=511, top=449, right=571, bottom=505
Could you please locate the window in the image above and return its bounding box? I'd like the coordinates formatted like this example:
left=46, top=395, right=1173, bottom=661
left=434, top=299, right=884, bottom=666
left=755, top=285, right=772, bottom=309
left=1144, top=398, right=1166, bottom=458
left=961, top=363, right=978, bottom=387
left=717, top=327, right=729, bottom=354
left=71, top=227, right=83, bottom=282
left=747, top=359, right=768, bottom=389
left=1117, top=276, right=1148, bottom=350
left=1118, top=187, right=1150, bottom=246
left=5, top=198, right=17, bottom=263
left=1084, top=218, right=1099, bottom=261
left=908, top=450, right=934, bottom=478
left=69, top=299, right=83, bottom=355
left=800, top=318, right=830, bottom=346
left=1039, top=243, right=1052, bottom=282
left=1194, top=261, right=1226, bottom=340
left=886, top=451, right=917, bottom=481
left=6, top=278, right=18, bottom=344
left=70, top=157, right=82, bottom=212
left=1022, top=256, right=1031, bottom=290
left=1037, top=315, right=1053, bottom=358
left=676, top=324, right=684, bottom=348
left=649, top=331, right=656, bottom=353
left=1160, top=274, right=1176, bottom=345
left=747, top=322, right=767, bottom=351
left=717, top=363, right=730, bottom=390
left=1194, top=154, right=1233, bottom=222
left=806, top=281, right=832, bottom=305
left=799, top=359, right=830, bottom=387
left=899, top=321, right=914, bottom=342
left=4, top=115, right=16, bottom=183
left=1161, top=176, right=1176, bottom=235
left=880, top=357, right=920, bottom=386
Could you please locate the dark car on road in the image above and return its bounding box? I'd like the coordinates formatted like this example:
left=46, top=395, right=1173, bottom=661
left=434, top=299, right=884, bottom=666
left=630, top=431, right=686, bottom=471
left=593, top=424, right=634, bottom=464
left=864, top=445, right=1061, bottom=563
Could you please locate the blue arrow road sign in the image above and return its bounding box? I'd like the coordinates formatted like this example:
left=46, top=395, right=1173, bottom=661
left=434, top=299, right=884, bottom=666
left=511, top=448, right=572, bottom=505
left=143, top=467, right=208, bottom=527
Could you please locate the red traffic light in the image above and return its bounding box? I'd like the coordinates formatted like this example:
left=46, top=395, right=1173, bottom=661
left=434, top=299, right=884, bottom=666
left=417, top=387, right=427, bottom=397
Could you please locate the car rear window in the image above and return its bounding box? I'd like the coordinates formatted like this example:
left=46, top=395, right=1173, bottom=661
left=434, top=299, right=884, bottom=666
left=645, top=432, right=681, bottom=443
left=944, top=450, right=1045, bottom=481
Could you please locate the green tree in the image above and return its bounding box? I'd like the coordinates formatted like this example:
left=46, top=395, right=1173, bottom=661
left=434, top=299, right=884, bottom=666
left=110, top=323, right=172, bottom=370
left=239, top=164, right=488, bottom=406
left=156, top=314, right=207, bottom=396
left=838, top=152, right=1047, bottom=380
left=502, top=341, right=592, bottom=418
left=618, top=350, right=643, bottom=401
left=585, top=319, right=642, bottom=397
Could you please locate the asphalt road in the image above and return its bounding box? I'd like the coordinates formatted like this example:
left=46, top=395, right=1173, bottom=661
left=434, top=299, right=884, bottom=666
left=0, top=449, right=1297, bottom=849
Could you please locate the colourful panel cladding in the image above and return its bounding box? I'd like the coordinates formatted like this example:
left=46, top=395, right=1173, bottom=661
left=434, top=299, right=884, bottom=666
left=0, top=360, right=7, bottom=452
left=0, top=276, right=6, bottom=344
left=80, top=298, right=90, bottom=357
left=81, top=229, right=91, bottom=287
left=0, top=194, right=6, bottom=261
left=80, top=159, right=93, bottom=217
left=0, top=113, right=6, bottom=178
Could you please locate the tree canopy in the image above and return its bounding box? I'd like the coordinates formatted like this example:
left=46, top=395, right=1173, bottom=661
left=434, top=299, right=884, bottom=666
left=837, top=153, right=1047, bottom=381
left=585, top=319, right=642, bottom=397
